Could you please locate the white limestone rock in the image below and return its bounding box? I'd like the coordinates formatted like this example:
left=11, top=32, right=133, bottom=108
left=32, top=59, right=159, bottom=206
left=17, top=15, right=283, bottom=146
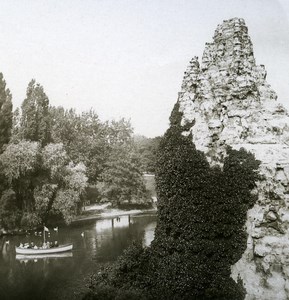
left=175, top=18, right=289, bottom=299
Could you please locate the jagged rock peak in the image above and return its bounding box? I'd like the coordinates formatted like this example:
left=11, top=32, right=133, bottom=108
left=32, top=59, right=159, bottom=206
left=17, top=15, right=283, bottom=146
left=203, top=18, right=255, bottom=72
left=178, top=18, right=288, bottom=166
left=176, top=18, right=289, bottom=299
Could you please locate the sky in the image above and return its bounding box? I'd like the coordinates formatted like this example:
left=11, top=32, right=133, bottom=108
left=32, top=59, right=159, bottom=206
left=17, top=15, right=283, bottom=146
left=0, top=0, right=288, bottom=137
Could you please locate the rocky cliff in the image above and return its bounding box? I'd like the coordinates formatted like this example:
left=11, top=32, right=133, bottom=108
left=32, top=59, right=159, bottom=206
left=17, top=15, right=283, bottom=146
left=176, top=18, right=289, bottom=300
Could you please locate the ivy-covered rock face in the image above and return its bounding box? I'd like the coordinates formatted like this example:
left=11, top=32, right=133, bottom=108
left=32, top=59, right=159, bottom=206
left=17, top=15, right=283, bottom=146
left=178, top=18, right=289, bottom=299
left=149, top=105, right=260, bottom=299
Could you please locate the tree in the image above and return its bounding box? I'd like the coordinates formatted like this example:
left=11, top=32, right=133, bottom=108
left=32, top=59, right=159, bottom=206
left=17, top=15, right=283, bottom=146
left=51, top=161, right=88, bottom=223
left=134, top=135, right=161, bottom=173
left=0, top=141, right=39, bottom=228
left=100, top=145, right=149, bottom=206
left=0, top=73, right=13, bottom=229
left=106, top=118, right=134, bottom=146
left=50, top=107, right=109, bottom=184
left=0, top=140, right=39, bottom=212
left=50, top=107, right=80, bottom=151
left=72, top=110, right=109, bottom=183
left=99, top=119, right=151, bottom=207
left=0, top=141, right=88, bottom=228
left=20, top=80, right=51, bottom=146
left=0, top=73, right=13, bottom=153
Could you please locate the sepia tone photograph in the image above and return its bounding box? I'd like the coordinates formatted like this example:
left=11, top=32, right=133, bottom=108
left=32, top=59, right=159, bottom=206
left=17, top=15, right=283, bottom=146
left=0, top=0, right=289, bottom=299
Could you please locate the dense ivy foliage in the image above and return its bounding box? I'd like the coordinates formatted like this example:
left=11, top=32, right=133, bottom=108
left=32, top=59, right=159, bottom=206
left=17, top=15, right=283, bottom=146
left=148, top=103, right=260, bottom=299
left=85, top=102, right=260, bottom=299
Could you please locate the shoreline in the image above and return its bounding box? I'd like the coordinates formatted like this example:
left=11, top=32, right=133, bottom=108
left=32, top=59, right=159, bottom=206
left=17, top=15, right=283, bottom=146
left=72, top=206, right=157, bottom=223
left=0, top=205, right=157, bottom=237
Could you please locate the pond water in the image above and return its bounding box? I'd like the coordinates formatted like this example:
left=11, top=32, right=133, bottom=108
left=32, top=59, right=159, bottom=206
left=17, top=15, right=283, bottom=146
left=0, top=213, right=157, bottom=300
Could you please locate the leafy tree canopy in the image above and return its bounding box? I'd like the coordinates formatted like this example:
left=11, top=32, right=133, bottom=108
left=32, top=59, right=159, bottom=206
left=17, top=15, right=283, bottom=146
left=0, top=141, right=88, bottom=228
left=0, top=140, right=39, bottom=182
left=134, top=135, right=162, bottom=173
left=100, top=145, right=150, bottom=206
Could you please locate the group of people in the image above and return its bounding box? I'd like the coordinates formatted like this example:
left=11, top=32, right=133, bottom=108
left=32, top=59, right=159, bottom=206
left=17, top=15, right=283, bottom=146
left=19, top=241, right=58, bottom=249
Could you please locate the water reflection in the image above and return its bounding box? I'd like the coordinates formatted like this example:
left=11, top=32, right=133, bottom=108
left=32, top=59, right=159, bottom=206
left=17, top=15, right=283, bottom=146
left=95, top=215, right=132, bottom=232
left=143, top=221, right=156, bottom=246
left=1, top=240, right=10, bottom=263
left=92, top=215, right=145, bottom=259
left=16, top=252, right=73, bottom=262
left=0, top=213, right=156, bottom=300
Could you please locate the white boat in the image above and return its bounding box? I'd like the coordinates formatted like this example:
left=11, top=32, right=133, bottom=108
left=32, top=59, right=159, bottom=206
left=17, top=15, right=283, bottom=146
left=15, top=243, right=73, bottom=255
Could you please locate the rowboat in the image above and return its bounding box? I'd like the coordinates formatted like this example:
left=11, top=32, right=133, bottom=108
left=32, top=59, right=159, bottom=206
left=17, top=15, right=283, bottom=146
left=15, top=243, right=73, bottom=255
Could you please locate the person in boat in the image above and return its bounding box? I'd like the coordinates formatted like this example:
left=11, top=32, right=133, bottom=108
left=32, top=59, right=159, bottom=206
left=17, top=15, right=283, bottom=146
left=54, top=241, right=58, bottom=247
left=33, top=245, right=38, bottom=249
left=19, top=243, right=24, bottom=248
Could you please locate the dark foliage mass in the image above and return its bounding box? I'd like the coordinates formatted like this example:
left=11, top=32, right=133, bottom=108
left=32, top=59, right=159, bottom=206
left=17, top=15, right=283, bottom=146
left=84, top=102, right=260, bottom=299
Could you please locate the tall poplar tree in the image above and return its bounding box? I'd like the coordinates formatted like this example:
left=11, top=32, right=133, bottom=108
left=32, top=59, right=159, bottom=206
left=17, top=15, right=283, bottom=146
left=0, top=73, right=13, bottom=153
left=20, top=79, right=51, bottom=146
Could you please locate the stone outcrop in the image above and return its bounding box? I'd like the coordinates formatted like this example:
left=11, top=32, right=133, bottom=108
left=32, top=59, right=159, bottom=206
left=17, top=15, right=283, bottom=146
left=176, top=18, right=289, bottom=299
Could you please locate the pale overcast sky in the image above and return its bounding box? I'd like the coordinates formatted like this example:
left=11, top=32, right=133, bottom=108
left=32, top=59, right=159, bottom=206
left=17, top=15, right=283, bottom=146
left=0, top=0, right=288, bottom=137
